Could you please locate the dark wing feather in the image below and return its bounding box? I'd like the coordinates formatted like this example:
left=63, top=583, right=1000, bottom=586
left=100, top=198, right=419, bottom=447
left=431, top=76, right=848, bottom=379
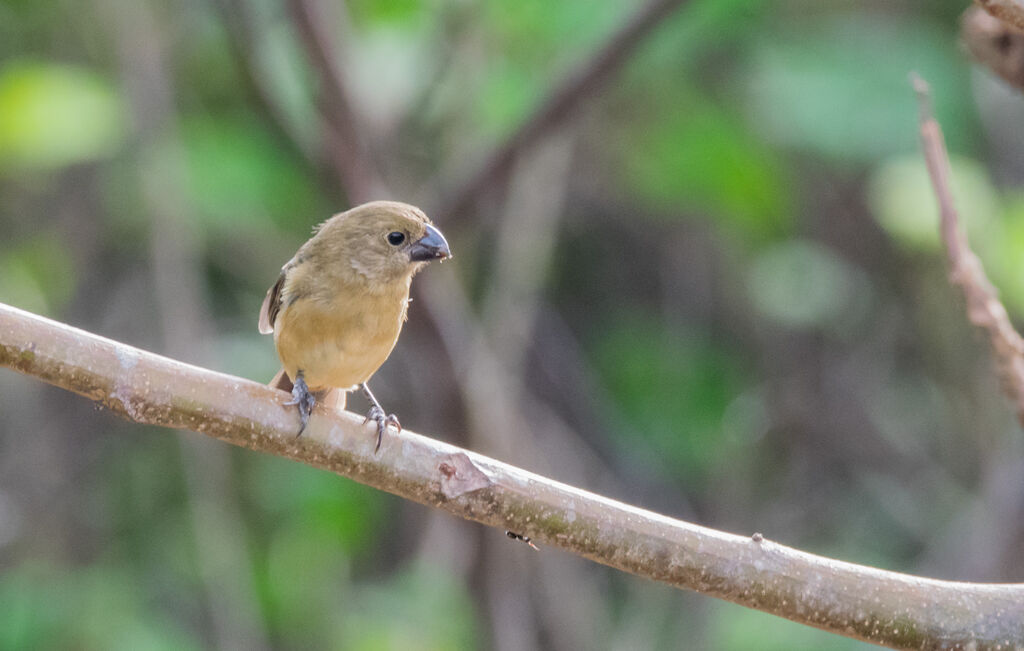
left=258, top=271, right=286, bottom=334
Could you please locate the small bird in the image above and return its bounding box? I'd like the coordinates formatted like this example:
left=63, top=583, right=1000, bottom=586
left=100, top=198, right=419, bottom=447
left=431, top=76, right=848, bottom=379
left=259, top=201, right=451, bottom=451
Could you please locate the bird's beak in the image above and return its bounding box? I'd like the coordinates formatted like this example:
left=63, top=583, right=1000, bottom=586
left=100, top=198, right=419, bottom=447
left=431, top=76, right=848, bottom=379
left=409, top=224, right=451, bottom=262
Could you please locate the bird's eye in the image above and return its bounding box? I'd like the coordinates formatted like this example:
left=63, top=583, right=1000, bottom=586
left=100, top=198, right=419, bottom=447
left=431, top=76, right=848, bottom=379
left=387, top=231, right=406, bottom=246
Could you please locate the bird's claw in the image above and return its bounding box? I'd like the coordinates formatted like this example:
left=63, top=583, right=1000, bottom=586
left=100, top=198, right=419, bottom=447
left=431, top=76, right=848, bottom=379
left=363, top=405, right=401, bottom=453
left=284, top=374, right=316, bottom=437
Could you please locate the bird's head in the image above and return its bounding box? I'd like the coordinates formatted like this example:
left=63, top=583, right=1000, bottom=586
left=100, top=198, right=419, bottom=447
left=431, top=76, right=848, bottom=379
left=314, top=200, right=451, bottom=286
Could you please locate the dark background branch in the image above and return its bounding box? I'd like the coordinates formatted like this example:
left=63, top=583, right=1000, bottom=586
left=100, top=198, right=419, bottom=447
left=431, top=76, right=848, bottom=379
left=435, top=0, right=689, bottom=224
left=915, top=74, right=1024, bottom=425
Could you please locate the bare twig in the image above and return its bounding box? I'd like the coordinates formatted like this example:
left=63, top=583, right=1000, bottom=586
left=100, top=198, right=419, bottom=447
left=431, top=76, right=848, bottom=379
left=286, top=0, right=384, bottom=202
left=436, top=0, right=689, bottom=224
left=1, top=301, right=1022, bottom=650
left=913, top=74, right=1024, bottom=427
left=975, top=0, right=1024, bottom=32
left=210, top=0, right=321, bottom=168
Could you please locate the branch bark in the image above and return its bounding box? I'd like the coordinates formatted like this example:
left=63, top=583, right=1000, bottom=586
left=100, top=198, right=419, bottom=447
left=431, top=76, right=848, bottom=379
left=1, top=301, right=1022, bottom=650
left=975, top=0, right=1024, bottom=32
left=913, top=74, right=1024, bottom=427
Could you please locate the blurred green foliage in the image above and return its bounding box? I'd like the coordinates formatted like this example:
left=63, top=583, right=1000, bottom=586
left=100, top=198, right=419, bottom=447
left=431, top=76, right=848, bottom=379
left=473, top=1, right=631, bottom=136
left=620, top=88, right=793, bottom=237
left=0, top=61, right=123, bottom=172
left=0, top=562, right=200, bottom=650
left=0, top=0, right=1018, bottom=649
left=246, top=454, right=386, bottom=556
left=745, top=13, right=975, bottom=162
left=180, top=115, right=324, bottom=233
left=333, top=565, right=480, bottom=650
left=593, top=315, right=748, bottom=483
left=868, top=154, right=1000, bottom=253
left=0, top=235, right=76, bottom=316
left=748, top=239, right=872, bottom=334
left=710, top=602, right=866, bottom=651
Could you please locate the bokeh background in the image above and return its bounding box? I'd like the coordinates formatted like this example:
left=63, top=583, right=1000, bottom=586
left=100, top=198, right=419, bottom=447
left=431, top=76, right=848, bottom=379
left=2, top=0, right=1023, bottom=649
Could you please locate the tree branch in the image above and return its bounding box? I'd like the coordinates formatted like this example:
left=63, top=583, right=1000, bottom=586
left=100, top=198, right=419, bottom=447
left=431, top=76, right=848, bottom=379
left=976, top=0, right=1024, bottom=32
left=962, top=6, right=1024, bottom=93
left=437, top=0, right=689, bottom=224
left=286, top=0, right=384, bottom=203
left=1, top=301, right=1022, bottom=650
left=210, top=0, right=322, bottom=169
left=913, top=74, right=1024, bottom=427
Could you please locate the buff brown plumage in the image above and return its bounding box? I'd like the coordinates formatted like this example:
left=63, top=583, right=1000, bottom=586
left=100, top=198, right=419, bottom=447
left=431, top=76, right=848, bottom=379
left=258, top=200, right=451, bottom=450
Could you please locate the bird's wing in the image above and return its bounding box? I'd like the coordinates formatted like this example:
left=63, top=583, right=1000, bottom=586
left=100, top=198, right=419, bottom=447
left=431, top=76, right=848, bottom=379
left=258, top=271, right=286, bottom=334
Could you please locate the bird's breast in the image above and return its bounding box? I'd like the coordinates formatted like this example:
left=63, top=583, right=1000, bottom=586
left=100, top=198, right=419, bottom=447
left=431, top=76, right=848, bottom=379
left=273, top=288, right=408, bottom=391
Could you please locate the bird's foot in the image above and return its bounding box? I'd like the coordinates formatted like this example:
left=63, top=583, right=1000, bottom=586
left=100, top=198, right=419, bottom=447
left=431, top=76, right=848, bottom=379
left=362, top=406, right=401, bottom=453
left=359, top=383, right=400, bottom=453
left=284, top=373, right=316, bottom=437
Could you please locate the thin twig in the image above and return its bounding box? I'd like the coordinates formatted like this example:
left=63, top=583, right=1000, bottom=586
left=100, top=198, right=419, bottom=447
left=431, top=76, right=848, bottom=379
left=286, top=0, right=383, bottom=202
left=210, top=0, right=321, bottom=169
left=436, top=0, right=689, bottom=224
left=913, top=73, right=1024, bottom=425
left=1, top=301, right=1022, bottom=650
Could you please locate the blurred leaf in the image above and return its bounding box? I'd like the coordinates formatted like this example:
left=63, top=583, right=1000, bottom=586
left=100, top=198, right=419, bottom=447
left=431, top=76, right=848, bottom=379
left=252, top=17, right=320, bottom=148
left=483, top=0, right=626, bottom=65
left=747, top=239, right=873, bottom=334
left=261, top=515, right=352, bottom=641
left=712, top=602, right=869, bottom=651
left=473, top=61, right=541, bottom=136
left=867, top=154, right=999, bottom=253
left=471, top=0, right=768, bottom=144
left=337, top=563, right=478, bottom=651
left=0, top=235, right=76, bottom=315
left=179, top=115, right=324, bottom=234
left=720, top=388, right=771, bottom=446
left=0, top=255, right=49, bottom=315
left=0, top=563, right=201, bottom=651
left=618, top=89, right=793, bottom=237
left=605, top=0, right=780, bottom=235
left=631, top=0, right=769, bottom=68
left=864, top=372, right=950, bottom=459
left=349, top=28, right=435, bottom=127
left=214, top=332, right=282, bottom=385
left=988, top=194, right=1024, bottom=316
left=744, top=14, right=974, bottom=164
left=0, top=60, right=123, bottom=171
left=471, top=1, right=628, bottom=136
left=0, top=563, right=60, bottom=650
left=247, top=454, right=386, bottom=555
left=348, top=0, right=424, bottom=26
left=593, top=315, right=747, bottom=480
